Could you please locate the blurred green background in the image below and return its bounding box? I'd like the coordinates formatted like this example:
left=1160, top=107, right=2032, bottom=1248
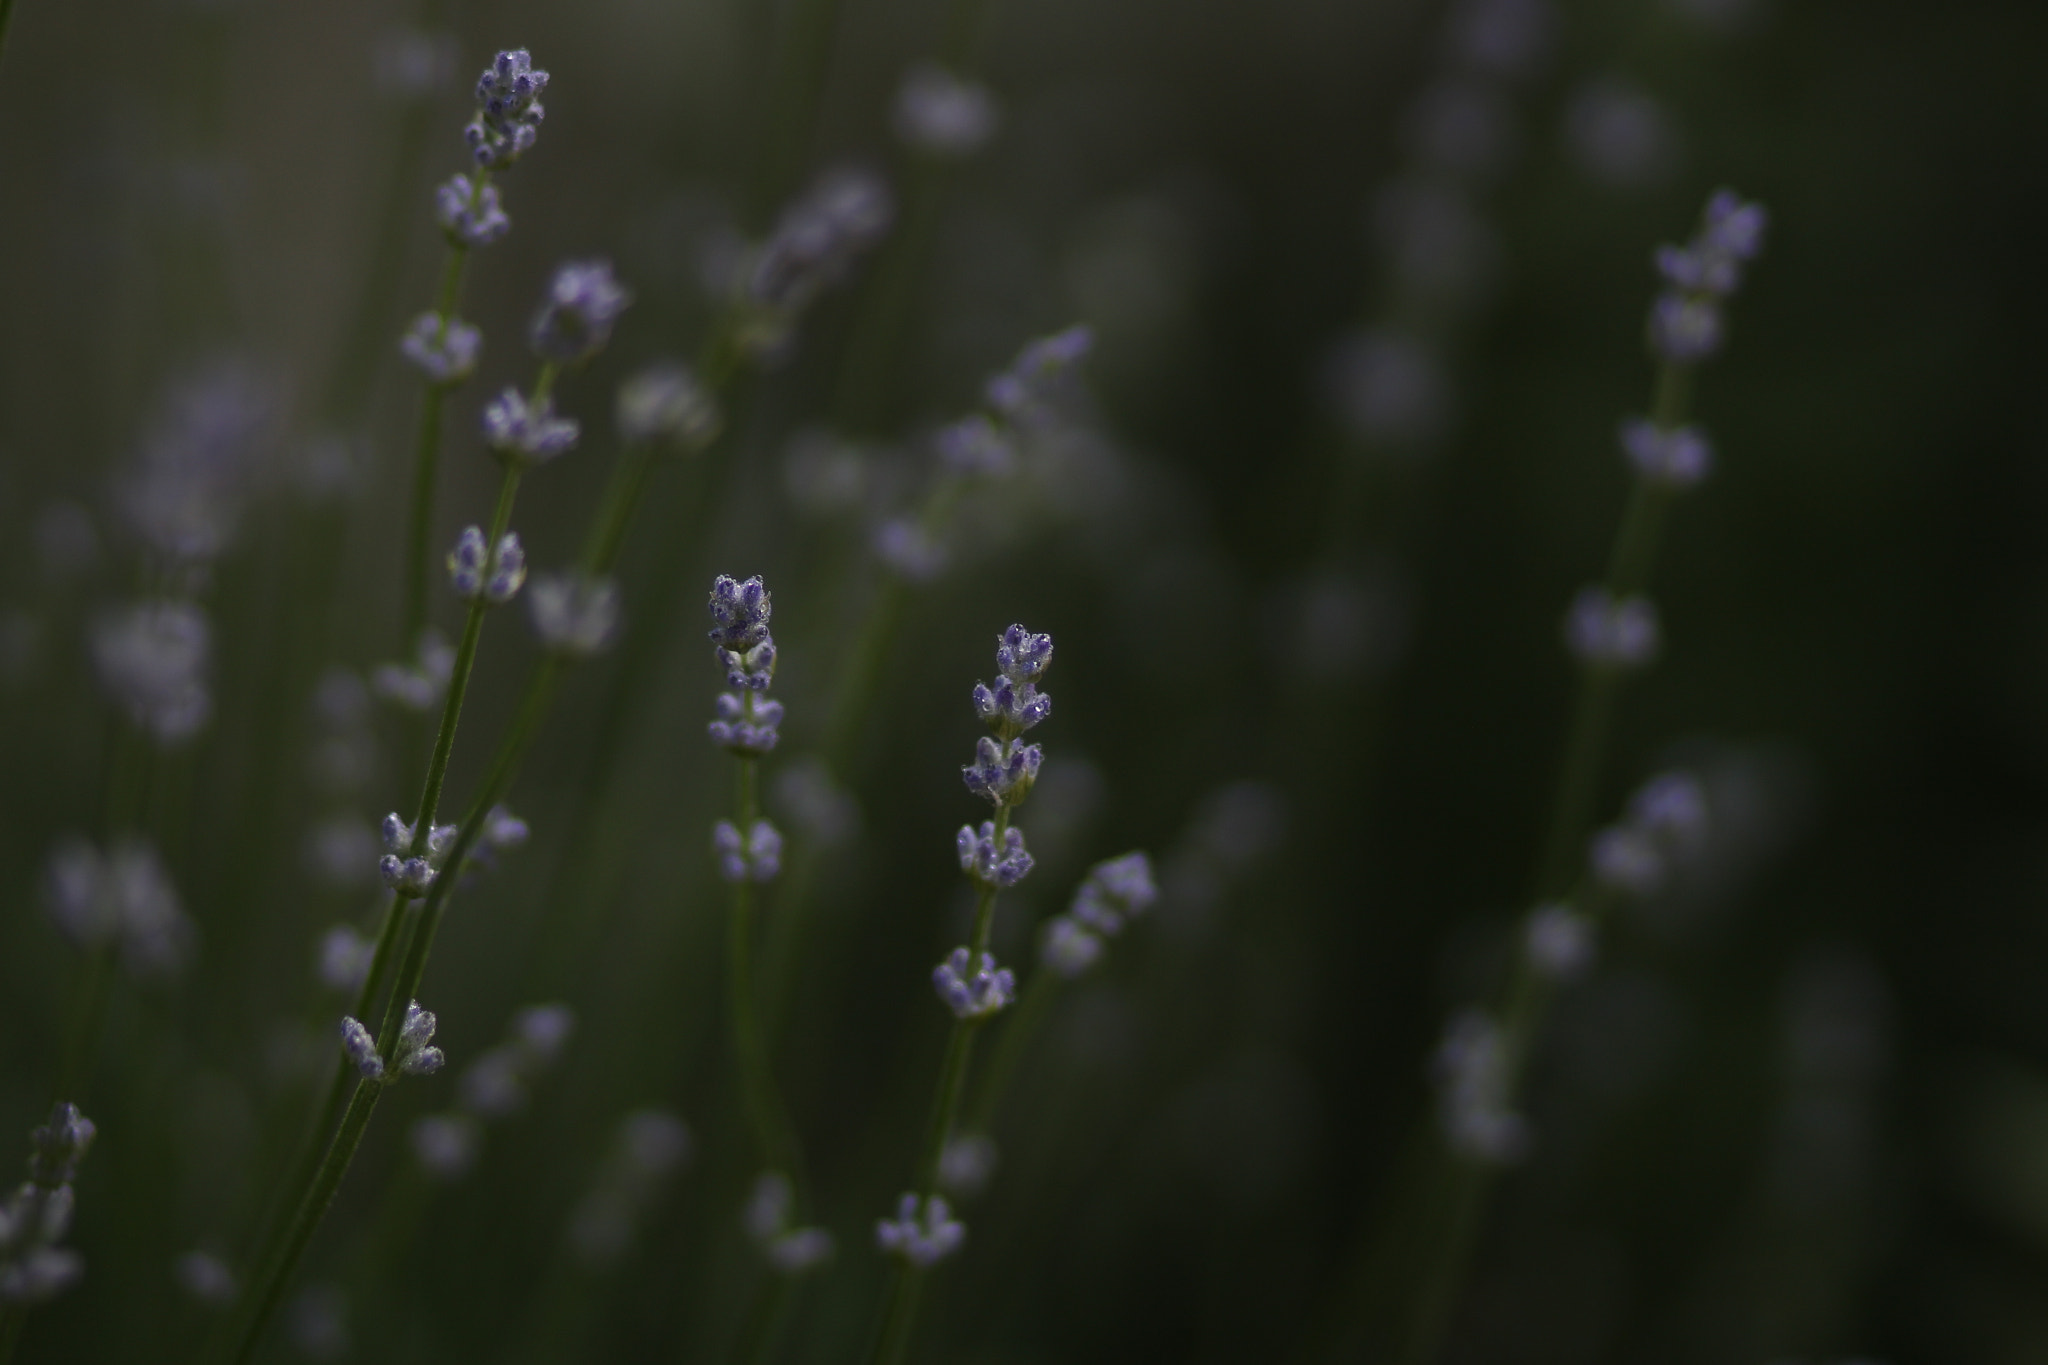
left=2, top=0, right=2046, bottom=1360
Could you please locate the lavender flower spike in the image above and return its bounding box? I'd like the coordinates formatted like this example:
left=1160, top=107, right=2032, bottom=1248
left=932, top=947, right=1015, bottom=1019
left=399, top=313, right=482, bottom=385
left=957, top=821, right=1034, bottom=888
left=465, top=49, right=549, bottom=169
left=1645, top=188, right=1768, bottom=363
left=707, top=574, right=777, bottom=690
left=1068, top=851, right=1159, bottom=936
left=434, top=173, right=510, bottom=248
left=962, top=736, right=1043, bottom=806
left=875, top=1192, right=966, bottom=1267
left=530, top=260, right=632, bottom=365
left=482, top=387, right=579, bottom=464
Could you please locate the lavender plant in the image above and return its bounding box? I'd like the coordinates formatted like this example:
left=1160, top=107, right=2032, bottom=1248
left=866, top=623, right=1054, bottom=1364
left=1392, top=186, right=1769, bottom=1361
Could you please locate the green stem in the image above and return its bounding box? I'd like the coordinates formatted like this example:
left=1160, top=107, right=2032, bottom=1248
left=966, top=967, right=1057, bottom=1131
left=727, top=755, right=802, bottom=1181
left=400, top=243, right=477, bottom=648
left=582, top=440, right=658, bottom=575
left=0, top=1302, right=25, bottom=1364
left=406, top=461, right=523, bottom=861
left=226, top=1081, right=383, bottom=1365
left=1395, top=357, right=1698, bottom=1364
left=0, top=0, right=19, bottom=72
left=379, top=651, right=562, bottom=1052
left=867, top=804, right=1011, bottom=1365
left=52, top=945, right=114, bottom=1105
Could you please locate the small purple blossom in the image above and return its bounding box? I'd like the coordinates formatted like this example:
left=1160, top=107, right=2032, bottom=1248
left=465, top=49, right=548, bottom=169
left=529, top=260, right=632, bottom=365
left=712, top=819, right=783, bottom=883
left=434, top=174, right=509, bottom=248
left=1037, top=915, right=1104, bottom=979
left=956, top=821, right=1034, bottom=888
left=706, top=574, right=772, bottom=651
left=995, top=624, right=1053, bottom=681
left=984, top=326, right=1093, bottom=428
left=482, top=388, right=579, bottom=463
left=1619, top=418, right=1712, bottom=487
left=875, top=1192, right=965, bottom=1267
left=935, top=415, right=1016, bottom=477
left=709, top=693, right=783, bottom=756
left=399, top=313, right=482, bottom=385
left=1068, top=852, right=1158, bottom=935
left=893, top=64, right=1000, bottom=156
left=1564, top=588, right=1659, bottom=669
left=962, top=736, right=1043, bottom=806
left=446, top=527, right=525, bottom=604
left=932, top=947, right=1015, bottom=1019
left=528, top=572, right=621, bottom=657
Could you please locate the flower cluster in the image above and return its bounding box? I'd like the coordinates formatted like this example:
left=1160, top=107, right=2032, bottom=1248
left=482, top=386, right=580, bottom=464
left=370, top=629, right=456, bottom=712
left=1432, top=1010, right=1528, bottom=1164
left=464, top=49, right=549, bottom=169
left=1564, top=587, right=1659, bottom=670
left=399, top=313, right=483, bottom=385
left=339, top=999, right=445, bottom=1083
left=893, top=64, right=1000, bottom=156
left=0, top=1103, right=96, bottom=1304
left=874, top=1192, right=965, bottom=1267
left=92, top=600, right=212, bottom=744
left=1588, top=769, right=1709, bottom=898
left=1619, top=418, right=1712, bottom=488
left=984, top=326, right=1094, bottom=429
left=962, top=625, right=1052, bottom=806
left=743, top=1172, right=835, bottom=1274
left=1037, top=852, right=1159, bottom=980
left=446, top=526, right=527, bottom=604
left=931, top=947, right=1015, bottom=1020
left=1647, top=188, right=1768, bottom=364
left=1523, top=902, right=1595, bottom=982
left=743, top=168, right=894, bottom=342
left=530, top=260, right=632, bottom=365
left=707, top=574, right=777, bottom=691
left=115, top=359, right=275, bottom=572
left=956, top=821, right=1033, bottom=889
left=616, top=361, right=721, bottom=451
left=712, top=819, right=783, bottom=883
left=528, top=572, right=621, bottom=657
left=377, top=813, right=457, bottom=894
left=43, top=837, right=194, bottom=977
left=410, top=1003, right=576, bottom=1181
left=434, top=173, right=509, bottom=248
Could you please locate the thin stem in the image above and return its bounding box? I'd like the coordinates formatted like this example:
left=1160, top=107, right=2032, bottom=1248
left=581, top=440, right=658, bottom=575
left=52, top=946, right=114, bottom=1105
left=966, top=967, right=1057, bottom=1131
left=400, top=241, right=477, bottom=647
left=727, top=755, right=802, bottom=1181
left=1394, top=357, right=1698, bottom=1364
left=401, top=384, right=449, bottom=649
left=407, top=461, right=523, bottom=861
left=0, top=1302, right=24, bottom=1365
left=868, top=804, right=1011, bottom=1365
left=226, top=1081, right=382, bottom=1365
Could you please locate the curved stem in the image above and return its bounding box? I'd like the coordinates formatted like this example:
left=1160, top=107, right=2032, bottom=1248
left=1394, top=357, right=1698, bottom=1365
left=226, top=1081, right=382, bottom=1365
left=406, top=462, right=523, bottom=861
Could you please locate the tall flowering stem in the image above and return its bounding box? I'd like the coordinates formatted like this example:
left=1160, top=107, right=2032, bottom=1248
left=222, top=279, right=612, bottom=1354
left=705, top=576, right=803, bottom=1185
left=398, top=49, right=550, bottom=649
left=1386, top=189, right=1768, bottom=1365
left=868, top=624, right=1052, bottom=1365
